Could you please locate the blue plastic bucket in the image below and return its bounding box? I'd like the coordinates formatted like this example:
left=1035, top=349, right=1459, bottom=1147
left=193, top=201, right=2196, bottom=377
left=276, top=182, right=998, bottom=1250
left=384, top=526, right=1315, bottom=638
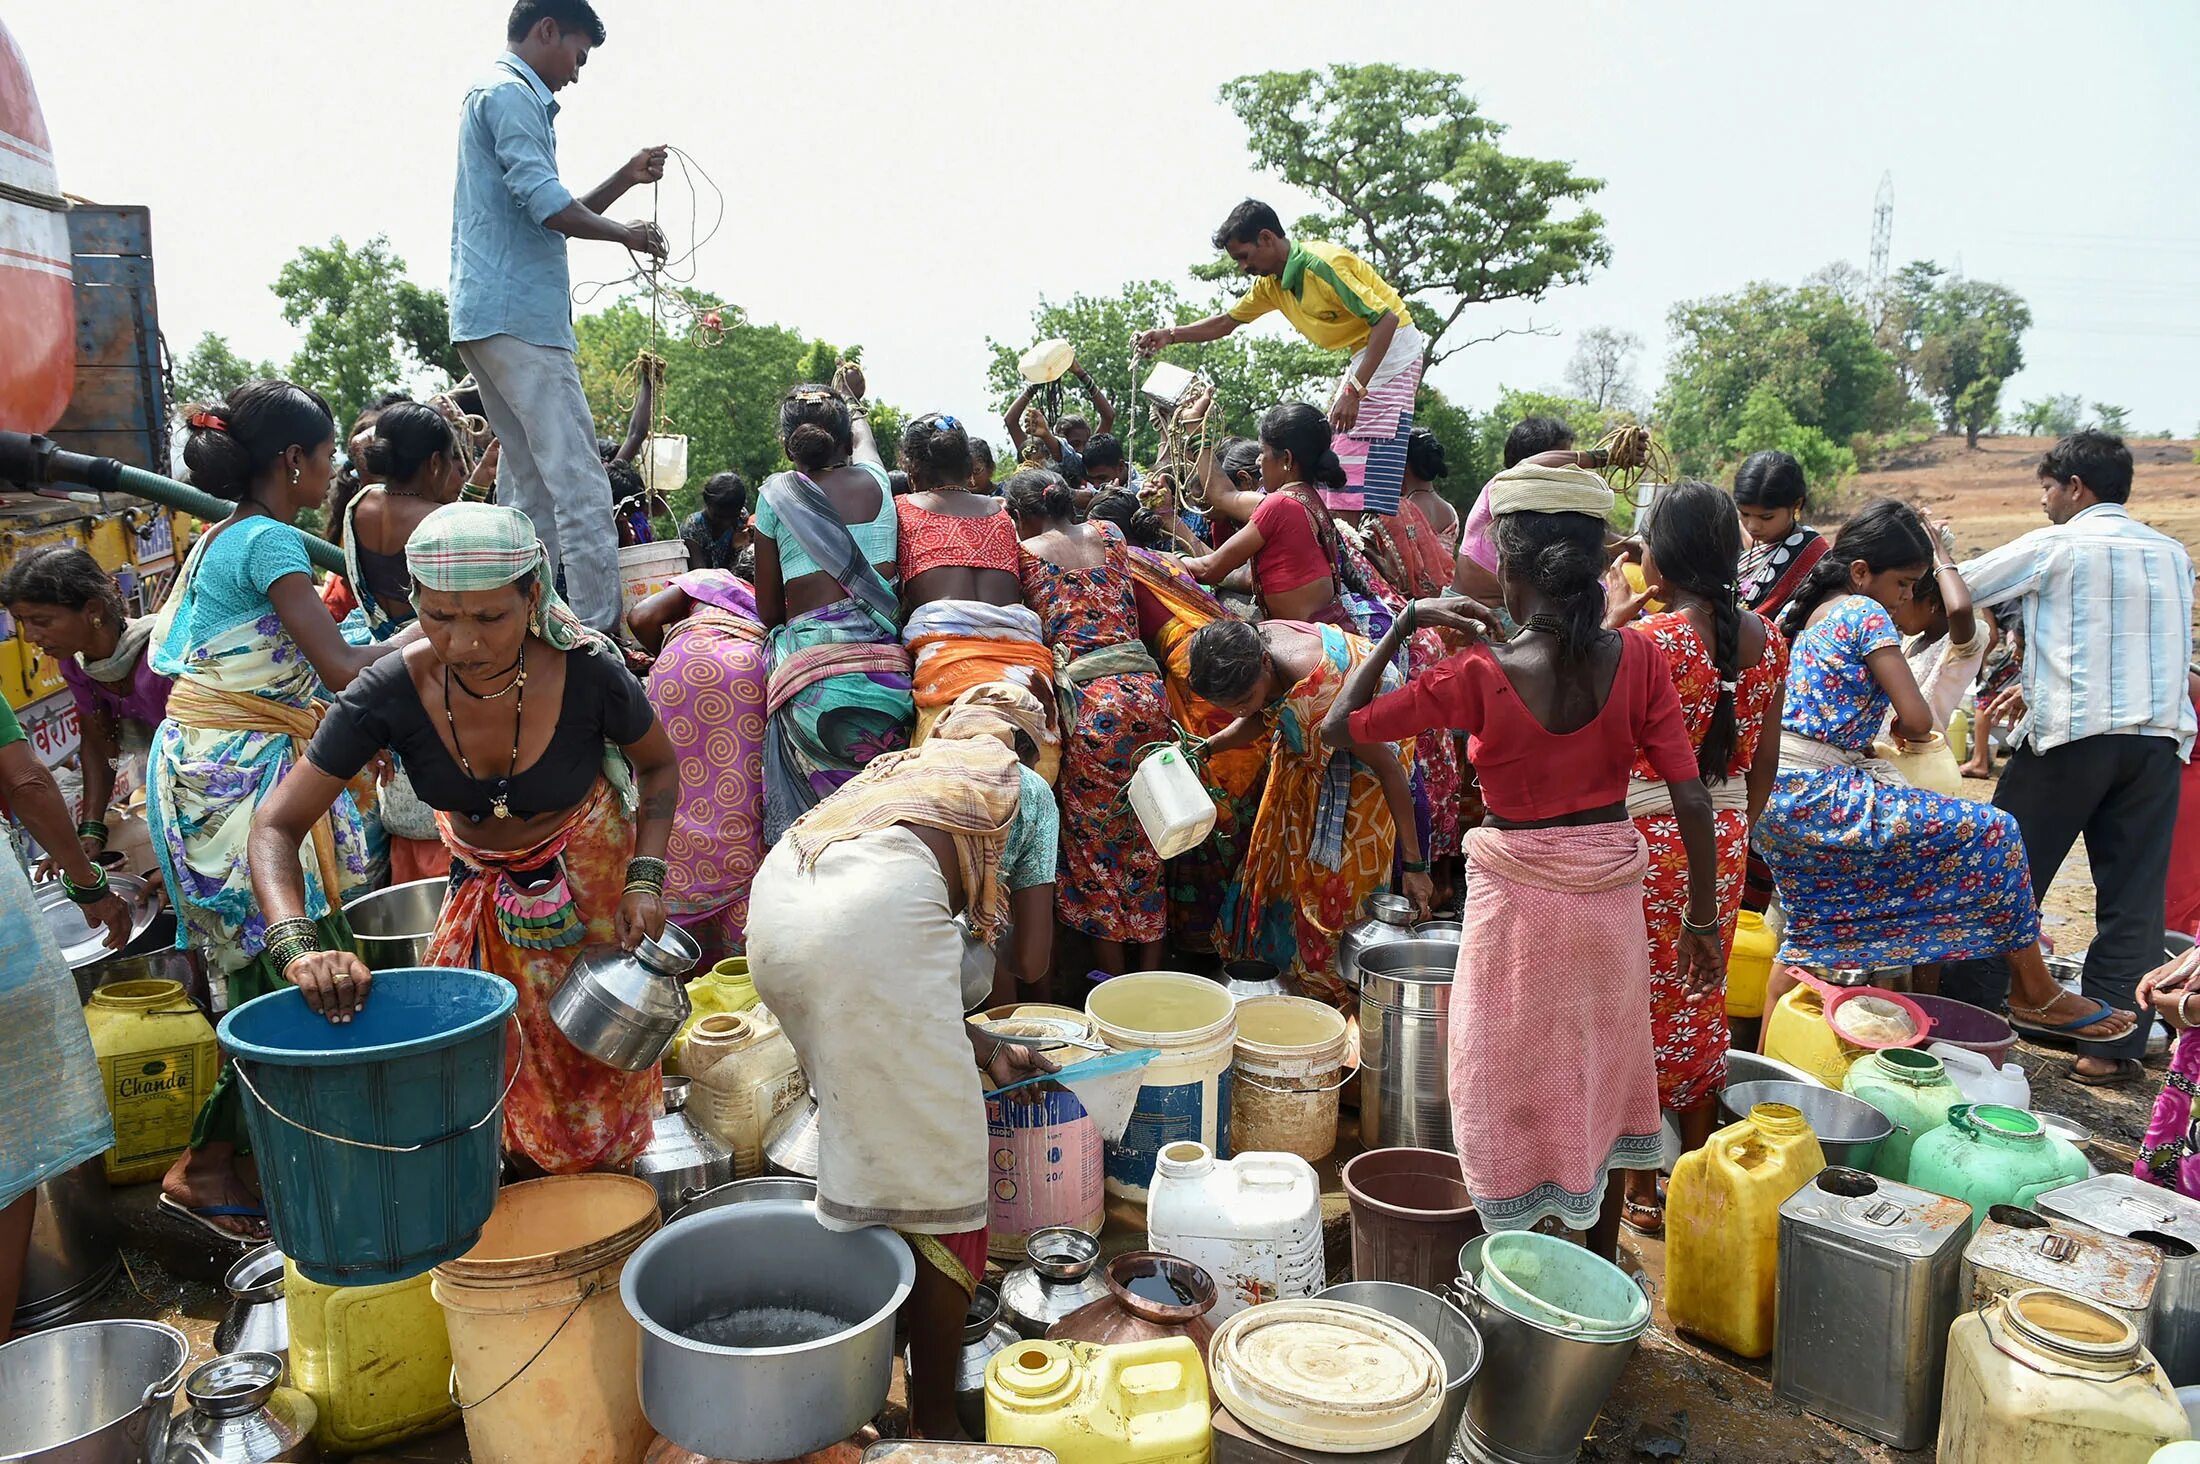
left=219, top=967, right=516, bottom=1287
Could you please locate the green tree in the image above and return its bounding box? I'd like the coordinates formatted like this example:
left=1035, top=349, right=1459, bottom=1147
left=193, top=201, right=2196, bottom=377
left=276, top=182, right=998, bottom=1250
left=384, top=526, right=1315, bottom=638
left=1219, top=65, right=1609, bottom=368
left=2091, top=401, right=2132, bottom=434
left=1884, top=262, right=2030, bottom=443
left=573, top=291, right=900, bottom=522
left=2014, top=394, right=2085, bottom=436
left=1955, top=375, right=2003, bottom=448
left=983, top=279, right=1337, bottom=463
left=172, top=331, right=276, bottom=408
left=1725, top=382, right=1856, bottom=490
left=272, top=236, right=463, bottom=425
left=1656, top=279, right=1905, bottom=477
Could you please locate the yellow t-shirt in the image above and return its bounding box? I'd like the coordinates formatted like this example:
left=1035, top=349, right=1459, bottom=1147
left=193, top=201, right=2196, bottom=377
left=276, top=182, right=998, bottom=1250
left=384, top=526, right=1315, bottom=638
left=1226, top=240, right=1412, bottom=353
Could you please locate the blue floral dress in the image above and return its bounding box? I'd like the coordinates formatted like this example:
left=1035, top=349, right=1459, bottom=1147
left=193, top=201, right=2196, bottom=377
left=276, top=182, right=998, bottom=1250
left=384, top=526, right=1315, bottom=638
left=1755, top=596, right=2040, bottom=966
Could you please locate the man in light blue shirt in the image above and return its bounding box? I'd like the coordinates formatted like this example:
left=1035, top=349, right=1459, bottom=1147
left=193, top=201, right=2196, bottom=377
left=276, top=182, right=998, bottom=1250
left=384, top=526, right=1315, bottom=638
left=450, top=0, right=668, bottom=634
left=1947, top=430, right=2195, bottom=1082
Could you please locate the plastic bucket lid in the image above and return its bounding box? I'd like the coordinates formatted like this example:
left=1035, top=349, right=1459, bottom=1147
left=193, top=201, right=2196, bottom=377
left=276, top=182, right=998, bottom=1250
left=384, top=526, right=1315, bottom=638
left=1209, top=1300, right=1446, bottom=1453
left=1478, top=1232, right=1649, bottom=1336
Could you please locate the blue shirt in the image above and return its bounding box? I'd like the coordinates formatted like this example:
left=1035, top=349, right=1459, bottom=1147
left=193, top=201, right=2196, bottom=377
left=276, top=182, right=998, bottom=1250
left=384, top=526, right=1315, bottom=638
left=1959, top=502, right=2196, bottom=758
left=449, top=53, right=578, bottom=351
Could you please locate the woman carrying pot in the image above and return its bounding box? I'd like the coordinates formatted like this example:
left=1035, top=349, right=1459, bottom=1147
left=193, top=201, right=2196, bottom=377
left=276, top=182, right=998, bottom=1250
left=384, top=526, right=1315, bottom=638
left=745, top=684, right=1059, bottom=1440
left=250, top=503, right=682, bottom=1176
left=0, top=545, right=173, bottom=867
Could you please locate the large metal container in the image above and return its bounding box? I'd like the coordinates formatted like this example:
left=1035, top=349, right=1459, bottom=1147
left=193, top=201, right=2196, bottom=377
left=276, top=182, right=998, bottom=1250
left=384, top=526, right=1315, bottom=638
left=621, top=1199, right=914, bottom=1462
left=164, top=1351, right=316, bottom=1463
left=548, top=925, right=700, bottom=1071
left=2039, top=1173, right=2200, bottom=1386
left=998, top=1227, right=1111, bottom=1340
left=1339, top=893, right=1419, bottom=995
left=1358, top=940, right=1457, bottom=1151
left=338, top=877, right=448, bottom=973
left=37, top=871, right=158, bottom=982
left=11, top=1158, right=119, bottom=1333
left=1720, top=1080, right=1894, bottom=1169
left=633, top=1076, right=736, bottom=1217
left=1774, top=1167, right=1972, bottom=1448
left=1318, top=1281, right=1482, bottom=1464
left=0, top=1318, right=188, bottom=1463
left=1963, top=1204, right=2161, bottom=1350
left=1449, top=1235, right=1645, bottom=1464
left=668, top=1175, right=817, bottom=1224
left=68, top=901, right=210, bottom=1013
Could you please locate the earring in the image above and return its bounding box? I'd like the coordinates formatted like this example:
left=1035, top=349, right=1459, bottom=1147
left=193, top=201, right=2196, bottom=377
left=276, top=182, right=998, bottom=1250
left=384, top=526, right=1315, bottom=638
left=290, top=469, right=300, bottom=484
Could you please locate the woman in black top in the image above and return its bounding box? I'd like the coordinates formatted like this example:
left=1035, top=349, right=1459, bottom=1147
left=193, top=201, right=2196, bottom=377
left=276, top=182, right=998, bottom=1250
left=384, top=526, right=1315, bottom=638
left=249, top=504, right=681, bottom=1177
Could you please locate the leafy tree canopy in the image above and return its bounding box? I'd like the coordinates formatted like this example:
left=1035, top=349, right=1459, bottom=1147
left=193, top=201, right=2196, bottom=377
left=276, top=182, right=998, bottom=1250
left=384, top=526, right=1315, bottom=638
left=1884, top=261, right=2030, bottom=443
left=172, top=331, right=277, bottom=411
left=1220, top=65, right=1609, bottom=368
left=272, top=236, right=462, bottom=426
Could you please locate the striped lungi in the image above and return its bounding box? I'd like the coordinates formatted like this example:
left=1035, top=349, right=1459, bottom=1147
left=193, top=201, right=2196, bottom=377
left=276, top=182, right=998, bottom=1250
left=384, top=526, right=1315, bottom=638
left=1326, top=351, right=1425, bottom=518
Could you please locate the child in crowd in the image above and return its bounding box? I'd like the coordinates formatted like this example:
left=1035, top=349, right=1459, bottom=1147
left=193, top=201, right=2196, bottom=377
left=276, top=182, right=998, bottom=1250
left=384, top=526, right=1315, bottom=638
left=1733, top=450, right=1827, bottom=616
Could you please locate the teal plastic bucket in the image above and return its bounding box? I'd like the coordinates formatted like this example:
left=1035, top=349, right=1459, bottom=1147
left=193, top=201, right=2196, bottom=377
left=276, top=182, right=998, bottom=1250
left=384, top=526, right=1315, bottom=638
left=1469, top=1232, right=1649, bottom=1335
left=219, top=967, right=516, bottom=1286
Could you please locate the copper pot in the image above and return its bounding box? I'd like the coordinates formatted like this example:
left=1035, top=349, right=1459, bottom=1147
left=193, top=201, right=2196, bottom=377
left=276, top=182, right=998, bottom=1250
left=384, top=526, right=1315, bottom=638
left=1046, top=1251, right=1217, bottom=1364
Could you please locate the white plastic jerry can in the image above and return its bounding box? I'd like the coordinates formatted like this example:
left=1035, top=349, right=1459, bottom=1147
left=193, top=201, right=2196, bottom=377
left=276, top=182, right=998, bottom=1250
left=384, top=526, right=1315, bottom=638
left=1929, top=1042, right=2031, bottom=1111
left=1145, top=1142, right=1324, bottom=1322
left=1129, top=745, right=1217, bottom=859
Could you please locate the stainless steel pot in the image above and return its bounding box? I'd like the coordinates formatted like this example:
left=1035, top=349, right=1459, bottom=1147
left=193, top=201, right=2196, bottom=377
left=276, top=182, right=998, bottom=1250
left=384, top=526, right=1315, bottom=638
left=905, top=1283, right=1018, bottom=1439
left=11, top=1158, right=119, bottom=1333
left=163, top=1352, right=316, bottom=1463
left=38, top=872, right=159, bottom=981
left=1319, top=1281, right=1482, bottom=1464
left=1339, top=892, right=1418, bottom=994
left=1221, top=959, right=1291, bottom=1002
left=548, top=924, right=700, bottom=1071
left=998, top=1227, right=1111, bottom=1340
left=1358, top=939, right=1458, bottom=1151
left=1450, top=1237, right=1646, bottom=1464
left=1413, top=920, right=1463, bottom=941
left=634, top=1076, right=736, bottom=1217
left=668, top=1176, right=817, bottom=1224
left=0, top=1318, right=188, bottom=1464
left=621, top=1199, right=915, bottom=1462
left=339, top=878, right=448, bottom=973
left=74, top=906, right=211, bottom=1012
left=1720, top=1080, right=1894, bottom=1170
left=213, top=1245, right=289, bottom=1364
left=764, top=1088, right=822, bottom=1179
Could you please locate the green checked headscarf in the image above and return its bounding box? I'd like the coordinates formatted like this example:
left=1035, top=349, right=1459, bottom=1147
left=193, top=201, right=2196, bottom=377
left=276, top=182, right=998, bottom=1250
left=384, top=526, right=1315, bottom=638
left=405, top=503, right=635, bottom=809
left=406, top=503, right=612, bottom=655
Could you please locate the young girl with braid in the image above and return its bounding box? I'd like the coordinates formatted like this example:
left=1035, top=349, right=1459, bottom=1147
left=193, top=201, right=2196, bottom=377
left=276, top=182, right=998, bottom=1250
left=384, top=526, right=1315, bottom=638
left=1608, top=482, right=1788, bottom=1236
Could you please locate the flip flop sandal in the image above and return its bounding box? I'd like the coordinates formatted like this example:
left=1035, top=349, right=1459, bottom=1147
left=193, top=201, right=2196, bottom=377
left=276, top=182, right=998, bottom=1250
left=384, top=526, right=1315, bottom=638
left=157, top=1193, right=268, bottom=1244
left=2008, top=995, right=2134, bottom=1045
left=2067, top=1056, right=2147, bottom=1089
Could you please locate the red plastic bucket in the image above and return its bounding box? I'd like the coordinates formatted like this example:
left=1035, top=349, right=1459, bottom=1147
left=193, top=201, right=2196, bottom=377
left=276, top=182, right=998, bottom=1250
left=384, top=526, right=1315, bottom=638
left=1342, top=1148, right=1483, bottom=1292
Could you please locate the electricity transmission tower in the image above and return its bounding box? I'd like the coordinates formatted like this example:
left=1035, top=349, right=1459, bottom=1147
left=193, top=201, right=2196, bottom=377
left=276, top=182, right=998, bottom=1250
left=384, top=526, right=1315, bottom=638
left=1867, top=171, right=1894, bottom=329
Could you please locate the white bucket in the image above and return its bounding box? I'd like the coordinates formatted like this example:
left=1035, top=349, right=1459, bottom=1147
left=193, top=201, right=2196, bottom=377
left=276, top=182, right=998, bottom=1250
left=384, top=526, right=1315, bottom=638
left=1230, top=996, right=1350, bottom=1164
left=1129, top=744, right=1217, bottom=858
left=1085, top=974, right=1237, bottom=1205
left=617, top=540, right=689, bottom=620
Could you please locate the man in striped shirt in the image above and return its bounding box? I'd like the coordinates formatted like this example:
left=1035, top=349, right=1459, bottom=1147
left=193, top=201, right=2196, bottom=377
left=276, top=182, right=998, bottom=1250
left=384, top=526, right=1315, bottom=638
left=1950, top=430, right=2196, bottom=1084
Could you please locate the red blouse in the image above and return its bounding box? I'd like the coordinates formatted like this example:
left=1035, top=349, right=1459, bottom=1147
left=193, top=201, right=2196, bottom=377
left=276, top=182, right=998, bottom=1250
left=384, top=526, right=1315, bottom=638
left=1348, top=632, right=1699, bottom=821
left=898, top=497, right=1021, bottom=579
left=1249, top=490, right=1334, bottom=597
left=1626, top=609, right=1789, bottom=782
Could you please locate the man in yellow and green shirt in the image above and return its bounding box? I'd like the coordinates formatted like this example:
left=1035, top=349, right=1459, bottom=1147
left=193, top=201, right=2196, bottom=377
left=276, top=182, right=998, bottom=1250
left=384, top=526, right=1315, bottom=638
left=1137, top=199, right=1427, bottom=515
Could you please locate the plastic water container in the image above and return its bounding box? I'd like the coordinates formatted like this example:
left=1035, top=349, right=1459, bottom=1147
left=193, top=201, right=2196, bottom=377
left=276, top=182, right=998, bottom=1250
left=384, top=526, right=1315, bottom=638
left=84, top=979, right=218, bottom=1184
left=285, top=1260, right=456, bottom=1454
left=618, top=539, right=690, bottom=620
left=1765, top=975, right=1864, bottom=1087
left=1087, top=974, right=1237, bottom=1205
left=1931, top=1041, right=2032, bottom=1110
left=1667, top=1102, right=1827, bottom=1358
left=680, top=1011, right=804, bottom=1178
left=985, top=1337, right=1210, bottom=1464
left=1146, top=1142, right=1323, bottom=1323
left=1874, top=732, right=1966, bottom=796
left=642, top=433, right=689, bottom=495
left=1726, top=910, right=1778, bottom=1019
left=1939, top=1289, right=2187, bottom=1463
left=1229, top=996, right=1349, bottom=1164
left=1128, top=745, right=1217, bottom=859
left=665, top=958, right=760, bottom=1074
left=1909, top=1105, right=2088, bottom=1229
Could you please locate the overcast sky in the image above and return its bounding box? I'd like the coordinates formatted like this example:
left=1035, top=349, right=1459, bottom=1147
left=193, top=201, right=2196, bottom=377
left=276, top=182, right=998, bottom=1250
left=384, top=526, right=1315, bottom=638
left=15, top=1, right=2198, bottom=446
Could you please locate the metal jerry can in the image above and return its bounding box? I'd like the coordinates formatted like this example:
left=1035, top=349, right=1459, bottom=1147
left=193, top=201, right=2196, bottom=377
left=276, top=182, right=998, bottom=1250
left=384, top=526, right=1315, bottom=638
left=1963, top=1204, right=2162, bottom=1352
left=1774, top=1167, right=1973, bottom=1449
left=2038, top=1174, right=2200, bottom=1388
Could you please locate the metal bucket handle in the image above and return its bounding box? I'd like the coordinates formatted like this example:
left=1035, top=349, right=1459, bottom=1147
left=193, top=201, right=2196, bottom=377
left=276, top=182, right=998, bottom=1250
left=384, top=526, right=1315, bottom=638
left=232, top=1019, right=524, bottom=1154
left=1234, top=1069, right=1356, bottom=1096
left=135, top=1344, right=189, bottom=1461
left=449, top=1278, right=600, bottom=1411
